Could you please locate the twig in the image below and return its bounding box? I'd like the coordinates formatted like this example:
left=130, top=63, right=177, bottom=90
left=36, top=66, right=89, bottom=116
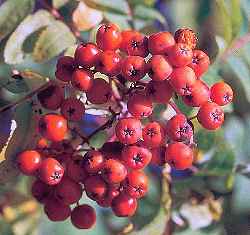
left=169, top=101, right=181, bottom=114
left=188, top=115, right=197, bottom=121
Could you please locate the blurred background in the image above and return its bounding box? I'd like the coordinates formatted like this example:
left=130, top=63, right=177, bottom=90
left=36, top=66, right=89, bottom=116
left=0, top=0, right=250, bottom=234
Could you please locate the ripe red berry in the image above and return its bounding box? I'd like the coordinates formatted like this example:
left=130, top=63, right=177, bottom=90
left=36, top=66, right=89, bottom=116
left=37, top=83, right=64, bottom=110
left=71, top=204, right=96, bottom=229
left=150, top=146, right=166, bottom=166
left=210, top=82, right=233, bottom=106
left=148, top=32, right=175, bottom=55
left=101, top=141, right=124, bottom=159
left=111, top=193, right=137, bottom=217
left=44, top=198, right=71, bottom=221
left=188, top=50, right=210, bottom=78
left=39, top=114, right=67, bottom=142
left=125, top=170, right=148, bottom=199
left=147, top=55, right=173, bottom=81
left=96, top=23, right=122, bottom=51
left=101, top=159, right=127, bottom=184
left=115, top=118, right=142, bottom=145
left=169, top=66, right=197, bottom=96
left=55, top=56, right=75, bottom=82
left=67, top=157, right=87, bottom=183
left=142, top=121, right=165, bottom=148
left=145, top=80, right=173, bottom=103
left=39, top=158, right=64, bottom=185
left=121, top=145, right=152, bottom=170
left=197, top=102, right=224, bottom=130
left=36, top=138, right=49, bottom=149
left=127, top=93, right=153, bottom=119
left=165, top=142, right=193, bottom=170
left=168, top=43, right=193, bottom=67
left=166, top=114, right=193, bottom=142
left=60, top=98, right=85, bottom=122
left=120, top=30, right=140, bottom=51
left=121, top=56, right=146, bottom=81
left=174, top=28, right=197, bottom=50
left=31, top=179, right=52, bottom=204
left=82, top=150, right=104, bottom=174
left=86, top=78, right=112, bottom=104
left=183, top=80, right=210, bottom=107
left=17, top=150, right=42, bottom=175
left=72, top=69, right=94, bottom=92
left=96, top=50, right=121, bottom=76
left=97, top=184, right=120, bottom=208
left=74, top=43, right=100, bottom=68
left=84, top=175, right=107, bottom=201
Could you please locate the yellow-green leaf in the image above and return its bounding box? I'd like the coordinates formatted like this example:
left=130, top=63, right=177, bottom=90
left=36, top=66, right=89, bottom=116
left=52, top=0, right=70, bottom=9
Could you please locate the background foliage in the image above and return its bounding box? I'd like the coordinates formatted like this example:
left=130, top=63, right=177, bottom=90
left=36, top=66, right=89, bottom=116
left=0, top=0, right=250, bottom=235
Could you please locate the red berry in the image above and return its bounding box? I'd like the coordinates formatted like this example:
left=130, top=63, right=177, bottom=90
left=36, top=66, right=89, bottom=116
left=127, top=93, right=153, bottom=119
left=174, top=28, right=197, bottom=50
left=125, top=170, right=148, bottom=199
left=74, top=43, right=100, bottom=68
left=96, top=23, right=122, bottom=51
left=168, top=43, right=193, bottom=67
left=148, top=32, right=175, bottom=55
left=145, top=80, right=173, bottom=103
left=50, top=140, right=73, bottom=155
left=60, top=98, right=85, bottom=122
left=39, top=114, right=67, bottom=142
left=183, top=80, right=210, bottom=107
left=67, top=157, right=87, bottom=183
left=197, top=102, right=224, bottom=130
left=31, top=179, right=52, bottom=204
left=55, top=56, right=75, bottom=82
left=72, top=69, right=94, bottom=92
left=17, top=150, right=42, bottom=175
left=115, top=118, right=142, bottom=145
left=150, top=146, right=166, bottom=166
left=84, top=175, right=107, bottom=201
left=37, top=83, right=64, bottom=110
left=165, top=142, right=193, bottom=170
left=147, top=55, right=173, bottom=81
left=210, top=82, right=233, bottom=106
left=39, top=158, right=64, bottom=185
left=188, top=50, right=210, bottom=78
left=120, top=30, right=139, bottom=51
left=111, top=193, right=137, bottom=217
left=97, top=185, right=120, bottom=208
left=101, top=141, right=124, bottom=159
left=142, top=121, right=165, bottom=148
left=44, top=198, right=71, bottom=221
left=101, top=159, right=127, bottom=184
left=82, top=150, right=104, bottom=174
left=96, top=50, right=121, bottom=76
left=121, top=56, right=146, bottom=81
left=71, top=204, right=96, bottom=229
left=86, top=78, right=112, bottom=104
left=166, top=114, right=193, bottom=142
left=36, top=138, right=49, bottom=149
left=169, top=66, right=197, bottom=96
left=121, top=145, right=152, bottom=170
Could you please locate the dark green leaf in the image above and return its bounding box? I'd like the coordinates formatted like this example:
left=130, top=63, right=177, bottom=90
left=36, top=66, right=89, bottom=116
left=33, top=21, right=76, bottom=62
left=0, top=0, right=34, bottom=42
left=89, top=130, right=108, bottom=148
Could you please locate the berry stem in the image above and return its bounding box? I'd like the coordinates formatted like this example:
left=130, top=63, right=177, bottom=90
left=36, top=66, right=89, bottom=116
left=188, top=115, right=197, bottom=121
left=168, top=101, right=181, bottom=114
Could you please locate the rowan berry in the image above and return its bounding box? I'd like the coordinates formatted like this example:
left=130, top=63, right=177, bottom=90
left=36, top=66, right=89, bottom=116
left=86, top=78, right=112, bottom=104
left=60, top=98, right=85, bottom=122
left=38, top=158, right=64, bottom=185
left=115, top=118, right=142, bottom=144
left=150, top=146, right=166, bottom=166
left=210, top=82, right=233, bottom=106
left=31, top=179, right=52, bottom=204
left=147, top=55, right=173, bottom=81
left=174, top=28, right=197, bottom=49
left=36, top=138, right=49, bottom=149
left=39, top=114, right=67, bottom=142
left=101, top=141, right=124, bottom=159
left=165, top=142, right=193, bottom=170
left=97, top=185, right=120, bottom=208
left=96, top=23, right=122, bottom=51
left=197, top=102, right=224, bottom=130
left=67, top=156, right=87, bottom=183
left=148, top=32, right=175, bottom=55
left=111, top=193, right=137, bottom=217
left=82, top=150, right=104, bottom=174
left=17, top=150, right=42, bottom=175
left=71, top=204, right=96, bottom=229
left=55, top=56, right=75, bottom=82
left=72, top=68, right=94, bottom=92
left=121, top=145, right=152, bottom=170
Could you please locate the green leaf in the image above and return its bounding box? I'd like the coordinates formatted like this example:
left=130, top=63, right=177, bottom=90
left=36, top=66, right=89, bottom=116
left=230, top=0, right=243, bottom=37
left=0, top=219, right=15, bottom=235
left=33, top=21, right=76, bottom=62
left=104, top=12, right=131, bottom=29
left=0, top=0, right=34, bottom=42
left=52, top=0, right=70, bottom=9
left=134, top=5, right=166, bottom=25
left=83, top=0, right=130, bottom=15
left=4, top=10, right=54, bottom=64
left=89, top=130, right=108, bottom=148
left=175, top=227, right=222, bottom=235
left=196, top=129, right=221, bottom=152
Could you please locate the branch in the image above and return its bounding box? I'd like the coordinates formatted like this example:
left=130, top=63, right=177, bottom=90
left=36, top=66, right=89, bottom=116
left=169, top=101, right=181, bottom=114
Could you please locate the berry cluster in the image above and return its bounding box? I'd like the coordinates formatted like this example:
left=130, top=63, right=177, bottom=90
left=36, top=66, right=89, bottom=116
left=16, top=24, right=233, bottom=230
